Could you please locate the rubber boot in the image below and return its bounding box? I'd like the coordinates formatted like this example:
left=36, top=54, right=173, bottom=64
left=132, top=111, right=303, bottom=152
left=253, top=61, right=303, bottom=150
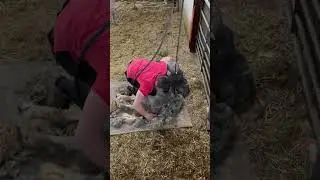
left=46, top=82, right=71, bottom=109
left=309, top=144, right=320, bottom=180
left=127, top=85, right=138, bottom=96
left=55, top=76, right=90, bottom=109
left=211, top=103, right=237, bottom=176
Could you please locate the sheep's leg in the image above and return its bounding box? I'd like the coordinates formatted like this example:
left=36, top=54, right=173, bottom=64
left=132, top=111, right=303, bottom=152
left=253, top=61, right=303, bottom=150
left=117, top=104, right=136, bottom=115
left=111, top=0, right=119, bottom=25
left=111, top=12, right=114, bottom=22
left=116, top=94, right=135, bottom=103
left=62, top=106, right=81, bottom=122
left=133, top=0, right=137, bottom=9
left=19, top=103, right=61, bottom=120
left=19, top=103, right=80, bottom=122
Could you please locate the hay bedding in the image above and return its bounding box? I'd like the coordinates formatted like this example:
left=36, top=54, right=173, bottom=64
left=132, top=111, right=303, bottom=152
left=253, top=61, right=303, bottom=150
left=0, top=68, right=104, bottom=179
left=220, top=0, right=312, bottom=179
left=110, top=2, right=209, bottom=179
left=110, top=81, right=192, bottom=135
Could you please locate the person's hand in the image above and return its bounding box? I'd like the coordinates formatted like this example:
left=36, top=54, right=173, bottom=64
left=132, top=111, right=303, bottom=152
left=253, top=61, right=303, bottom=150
left=145, top=113, right=156, bottom=120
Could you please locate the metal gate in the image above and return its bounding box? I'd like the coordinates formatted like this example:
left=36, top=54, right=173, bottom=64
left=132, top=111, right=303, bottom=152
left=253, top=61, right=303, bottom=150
left=289, top=0, right=320, bottom=179
left=290, top=0, right=320, bottom=143
left=194, top=0, right=210, bottom=104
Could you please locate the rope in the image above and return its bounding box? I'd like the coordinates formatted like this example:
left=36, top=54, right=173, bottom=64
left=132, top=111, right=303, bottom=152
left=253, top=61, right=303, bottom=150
left=79, top=21, right=110, bottom=61
left=133, top=0, right=186, bottom=95
left=75, top=21, right=110, bottom=101
left=174, top=0, right=184, bottom=74
left=151, top=6, right=174, bottom=62
left=134, top=4, right=174, bottom=80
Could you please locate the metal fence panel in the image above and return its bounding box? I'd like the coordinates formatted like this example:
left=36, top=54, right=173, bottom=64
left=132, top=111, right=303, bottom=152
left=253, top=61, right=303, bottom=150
left=291, top=0, right=320, bottom=143
left=195, top=0, right=210, bottom=104
left=290, top=1, right=320, bottom=178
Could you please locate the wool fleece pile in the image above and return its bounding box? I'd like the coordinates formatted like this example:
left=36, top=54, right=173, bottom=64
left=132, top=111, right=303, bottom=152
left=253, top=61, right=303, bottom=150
left=110, top=80, right=192, bottom=135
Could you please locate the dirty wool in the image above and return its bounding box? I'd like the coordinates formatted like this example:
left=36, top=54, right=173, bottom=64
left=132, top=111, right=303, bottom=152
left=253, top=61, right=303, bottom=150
left=110, top=74, right=189, bottom=129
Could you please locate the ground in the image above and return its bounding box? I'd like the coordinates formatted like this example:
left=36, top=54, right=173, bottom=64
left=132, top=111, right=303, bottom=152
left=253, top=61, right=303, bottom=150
left=0, top=0, right=104, bottom=179
left=0, top=0, right=314, bottom=179
left=220, top=0, right=312, bottom=179
left=0, top=0, right=210, bottom=179
left=110, top=2, right=209, bottom=179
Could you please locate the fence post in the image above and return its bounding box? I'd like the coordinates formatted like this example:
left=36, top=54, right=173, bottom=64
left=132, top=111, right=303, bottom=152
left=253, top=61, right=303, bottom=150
left=189, top=0, right=204, bottom=53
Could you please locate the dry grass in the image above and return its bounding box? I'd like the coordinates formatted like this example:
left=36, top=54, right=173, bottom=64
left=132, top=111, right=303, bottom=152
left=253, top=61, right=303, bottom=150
left=110, top=2, right=209, bottom=179
left=0, top=0, right=62, bottom=167
left=0, top=0, right=313, bottom=179
left=220, top=0, right=312, bottom=179
left=0, top=1, right=102, bottom=179
left=0, top=0, right=63, bottom=61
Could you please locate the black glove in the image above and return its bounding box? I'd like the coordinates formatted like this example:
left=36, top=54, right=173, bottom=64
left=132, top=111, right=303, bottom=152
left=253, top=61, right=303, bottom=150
left=127, top=85, right=138, bottom=96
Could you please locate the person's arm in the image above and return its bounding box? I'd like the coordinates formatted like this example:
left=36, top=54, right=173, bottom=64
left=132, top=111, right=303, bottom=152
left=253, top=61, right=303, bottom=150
left=44, top=90, right=107, bottom=169
left=134, top=90, right=155, bottom=120
left=74, top=90, right=107, bottom=168
left=73, top=21, right=108, bottom=169
left=44, top=10, right=109, bottom=169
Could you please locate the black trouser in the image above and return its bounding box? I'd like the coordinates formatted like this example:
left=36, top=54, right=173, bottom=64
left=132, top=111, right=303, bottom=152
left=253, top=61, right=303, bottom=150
left=55, top=76, right=90, bottom=109
left=48, top=0, right=96, bottom=110
left=310, top=150, right=320, bottom=180
left=54, top=52, right=95, bottom=109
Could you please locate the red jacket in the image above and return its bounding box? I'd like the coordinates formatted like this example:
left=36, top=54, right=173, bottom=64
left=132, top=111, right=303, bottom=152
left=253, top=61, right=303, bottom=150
left=53, top=0, right=109, bottom=104
left=126, top=58, right=167, bottom=96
